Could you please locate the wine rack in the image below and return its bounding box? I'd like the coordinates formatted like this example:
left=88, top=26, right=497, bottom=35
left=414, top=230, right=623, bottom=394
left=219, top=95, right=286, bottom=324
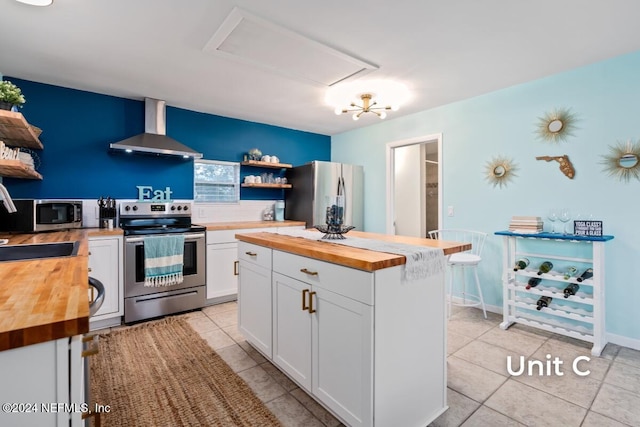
left=495, top=231, right=614, bottom=356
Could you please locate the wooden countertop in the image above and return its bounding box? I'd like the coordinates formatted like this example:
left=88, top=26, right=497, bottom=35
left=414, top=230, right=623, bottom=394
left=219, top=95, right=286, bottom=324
left=203, top=220, right=305, bottom=231
left=0, top=228, right=119, bottom=351
left=235, top=230, right=471, bottom=272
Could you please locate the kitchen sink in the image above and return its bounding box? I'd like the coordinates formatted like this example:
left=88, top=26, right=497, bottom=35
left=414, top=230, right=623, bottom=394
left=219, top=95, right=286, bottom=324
left=0, top=241, right=80, bottom=262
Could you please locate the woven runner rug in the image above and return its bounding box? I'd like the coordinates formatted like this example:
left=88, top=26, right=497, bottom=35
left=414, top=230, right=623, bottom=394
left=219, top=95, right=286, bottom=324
left=89, top=317, right=282, bottom=427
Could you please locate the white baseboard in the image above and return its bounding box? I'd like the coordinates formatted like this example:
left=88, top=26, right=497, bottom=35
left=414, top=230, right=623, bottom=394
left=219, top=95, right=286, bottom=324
left=606, top=332, right=640, bottom=351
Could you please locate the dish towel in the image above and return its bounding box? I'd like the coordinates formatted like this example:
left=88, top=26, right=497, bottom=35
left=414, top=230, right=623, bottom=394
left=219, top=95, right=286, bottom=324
left=143, top=235, right=185, bottom=287
left=276, top=229, right=446, bottom=281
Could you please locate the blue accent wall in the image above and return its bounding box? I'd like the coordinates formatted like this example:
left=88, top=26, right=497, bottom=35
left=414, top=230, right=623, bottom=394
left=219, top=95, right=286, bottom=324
left=3, top=78, right=330, bottom=200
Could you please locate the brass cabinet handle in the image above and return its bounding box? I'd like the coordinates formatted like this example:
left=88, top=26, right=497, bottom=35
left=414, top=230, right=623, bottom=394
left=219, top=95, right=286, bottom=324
left=82, top=347, right=99, bottom=358
left=82, top=334, right=97, bottom=343
left=245, top=251, right=257, bottom=256
left=82, top=411, right=101, bottom=424
left=302, top=289, right=310, bottom=311
left=300, top=268, right=318, bottom=276
left=308, top=291, right=317, bottom=314
left=233, top=260, right=239, bottom=275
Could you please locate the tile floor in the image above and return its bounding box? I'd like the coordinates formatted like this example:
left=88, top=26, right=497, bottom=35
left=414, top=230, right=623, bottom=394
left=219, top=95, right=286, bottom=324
left=118, top=302, right=640, bottom=427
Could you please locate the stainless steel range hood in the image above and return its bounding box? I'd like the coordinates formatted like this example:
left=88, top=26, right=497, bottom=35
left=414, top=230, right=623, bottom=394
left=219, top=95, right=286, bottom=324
left=109, top=98, right=203, bottom=159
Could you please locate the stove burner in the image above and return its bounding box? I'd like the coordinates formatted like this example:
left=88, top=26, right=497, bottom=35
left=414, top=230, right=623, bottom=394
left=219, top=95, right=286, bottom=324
left=119, top=201, right=203, bottom=235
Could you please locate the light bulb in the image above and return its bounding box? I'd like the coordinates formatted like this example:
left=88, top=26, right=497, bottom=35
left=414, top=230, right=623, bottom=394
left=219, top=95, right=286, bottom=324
left=125, top=149, right=133, bottom=153
left=334, top=107, right=343, bottom=115
left=379, top=111, right=387, bottom=119
left=15, top=0, right=53, bottom=5
left=352, top=113, right=359, bottom=121
left=391, top=105, right=399, bottom=111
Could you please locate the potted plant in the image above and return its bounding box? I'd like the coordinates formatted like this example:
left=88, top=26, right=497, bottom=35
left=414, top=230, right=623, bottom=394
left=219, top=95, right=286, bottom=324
left=0, top=80, right=26, bottom=111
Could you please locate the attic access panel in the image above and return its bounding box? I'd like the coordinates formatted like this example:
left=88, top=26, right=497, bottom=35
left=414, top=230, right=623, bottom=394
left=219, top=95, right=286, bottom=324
left=203, top=7, right=378, bottom=87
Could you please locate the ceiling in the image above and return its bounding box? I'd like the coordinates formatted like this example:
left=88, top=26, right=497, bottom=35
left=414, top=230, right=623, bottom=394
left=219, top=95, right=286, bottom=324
left=1, top=0, right=640, bottom=136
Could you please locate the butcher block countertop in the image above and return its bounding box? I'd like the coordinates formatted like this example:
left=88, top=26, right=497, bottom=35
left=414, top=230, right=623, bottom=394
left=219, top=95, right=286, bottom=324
left=203, top=220, right=305, bottom=231
left=0, top=228, right=120, bottom=351
left=235, top=230, right=470, bottom=272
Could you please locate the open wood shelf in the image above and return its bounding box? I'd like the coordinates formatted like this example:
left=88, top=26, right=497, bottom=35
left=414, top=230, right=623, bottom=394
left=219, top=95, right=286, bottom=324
left=241, top=183, right=292, bottom=189
left=0, top=110, right=43, bottom=150
left=0, top=159, right=42, bottom=179
left=241, top=160, right=292, bottom=169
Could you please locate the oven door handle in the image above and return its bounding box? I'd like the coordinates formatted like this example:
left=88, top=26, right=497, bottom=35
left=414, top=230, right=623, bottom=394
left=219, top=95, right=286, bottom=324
left=124, top=232, right=205, bottom=243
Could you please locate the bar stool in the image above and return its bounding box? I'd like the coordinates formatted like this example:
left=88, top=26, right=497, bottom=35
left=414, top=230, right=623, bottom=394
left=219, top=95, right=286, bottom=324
left=428, top=229, right=487, bottom=319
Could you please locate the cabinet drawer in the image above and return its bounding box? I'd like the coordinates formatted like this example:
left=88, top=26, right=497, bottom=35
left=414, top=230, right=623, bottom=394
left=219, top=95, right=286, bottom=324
left=273, top=250, right=373, bottom=305
left=238, top=241, right=272, bottom=270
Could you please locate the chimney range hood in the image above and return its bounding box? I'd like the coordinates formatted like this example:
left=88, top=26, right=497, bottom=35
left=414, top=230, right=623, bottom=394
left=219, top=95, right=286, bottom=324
left=109, top=98, right=203, bottom=159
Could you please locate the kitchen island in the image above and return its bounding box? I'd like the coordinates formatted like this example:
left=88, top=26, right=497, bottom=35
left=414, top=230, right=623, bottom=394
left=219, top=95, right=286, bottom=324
left=235, top=230, right=469, bottom=427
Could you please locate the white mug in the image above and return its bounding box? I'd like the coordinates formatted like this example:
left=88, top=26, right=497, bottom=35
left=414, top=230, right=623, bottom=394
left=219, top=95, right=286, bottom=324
left=271, top=156, right=279, bottom=163
left=254, top=175, right=262, bottom=183
left=244, top=175, right=255, bottom=183
left=261, top=155, right=271, bottom=163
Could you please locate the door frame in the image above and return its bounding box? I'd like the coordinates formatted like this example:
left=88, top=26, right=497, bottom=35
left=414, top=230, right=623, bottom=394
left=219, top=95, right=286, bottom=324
left=385, top=133, right=442, bottom=235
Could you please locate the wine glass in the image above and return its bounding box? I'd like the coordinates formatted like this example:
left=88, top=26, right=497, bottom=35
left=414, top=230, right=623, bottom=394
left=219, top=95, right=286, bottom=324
left=546, top=209, right=558, bottom=233
left=558, top=208, right=572, bottom=234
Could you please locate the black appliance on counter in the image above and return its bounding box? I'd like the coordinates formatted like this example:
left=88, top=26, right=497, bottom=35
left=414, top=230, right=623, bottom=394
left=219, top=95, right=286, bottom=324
left=0, top=199, right=83, bottom=233
left=120, top=202, right=206, bottom=323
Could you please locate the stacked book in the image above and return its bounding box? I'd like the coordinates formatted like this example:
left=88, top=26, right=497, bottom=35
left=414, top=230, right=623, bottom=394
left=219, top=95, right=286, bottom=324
left=509, top=216, right=543, bottom=233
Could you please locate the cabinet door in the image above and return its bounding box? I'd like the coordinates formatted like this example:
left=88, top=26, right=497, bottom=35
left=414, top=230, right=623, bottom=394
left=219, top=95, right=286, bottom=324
left=206, top=243, right=238, bottom=299
left=312, top=287, right=373, bottom=427
left=88, top=238, right=121, bottom=319
left=272, top=272, right=312, bottom=390
left=238, top=260, right=272, bottom=357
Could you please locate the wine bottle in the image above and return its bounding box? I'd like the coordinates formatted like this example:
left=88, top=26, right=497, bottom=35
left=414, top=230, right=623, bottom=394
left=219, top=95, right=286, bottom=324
left=536, top=296, right=552, bottom=310
left=513, top=257, right=530, bottom=271
left=526, top=277, right=542, bottom=289
left=563, top=266, right=578, bottom=280
left=537, top=261, right=553, bottom=275
left=563, top=283, right=580, bottom=298
left=577, top=268, right=593, bottom=282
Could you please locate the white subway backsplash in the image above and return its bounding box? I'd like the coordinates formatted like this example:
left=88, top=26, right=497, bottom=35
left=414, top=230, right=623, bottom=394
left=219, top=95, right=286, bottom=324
left=81, top=199, right=278, bottom=227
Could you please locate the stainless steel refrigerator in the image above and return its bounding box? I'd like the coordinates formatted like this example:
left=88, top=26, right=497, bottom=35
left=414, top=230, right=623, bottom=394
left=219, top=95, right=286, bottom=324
left=285, top=161, right=364, bottom=230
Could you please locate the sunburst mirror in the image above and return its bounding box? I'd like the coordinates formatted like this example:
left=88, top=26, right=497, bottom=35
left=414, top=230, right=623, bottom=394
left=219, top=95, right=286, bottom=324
left=485, top=156, right=518, bottom=188
left=600, top=140, right=640, bottom=182
left=535, top=108, right=578, bottom=143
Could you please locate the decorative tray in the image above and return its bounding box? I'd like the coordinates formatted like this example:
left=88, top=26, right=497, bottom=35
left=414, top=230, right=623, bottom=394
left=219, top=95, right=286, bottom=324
left=313, top=224, right=355, bottom=240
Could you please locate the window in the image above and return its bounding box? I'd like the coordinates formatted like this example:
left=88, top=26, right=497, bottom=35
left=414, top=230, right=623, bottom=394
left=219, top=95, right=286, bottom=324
left=194, top=160, right=240, bottom=203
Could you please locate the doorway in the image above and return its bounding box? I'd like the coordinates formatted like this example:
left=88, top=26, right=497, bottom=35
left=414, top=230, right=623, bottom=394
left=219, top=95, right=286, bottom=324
left=385, top=134, right=442, bottom=237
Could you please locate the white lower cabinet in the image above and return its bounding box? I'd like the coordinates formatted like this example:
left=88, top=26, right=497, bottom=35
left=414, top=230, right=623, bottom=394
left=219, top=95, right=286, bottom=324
left=206, top=226, right=304, bottom=303
left=88, top=236, right=123, bottom=329
left=237, top=242, right=273, bottom=357
left=272, top=272, right=373, bottom=426
left=0, top=336, right=83, bottom=427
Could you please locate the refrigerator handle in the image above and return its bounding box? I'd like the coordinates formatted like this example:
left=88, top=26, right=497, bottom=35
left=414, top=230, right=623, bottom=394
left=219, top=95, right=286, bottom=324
left=338, top=176, right=347, bottom=221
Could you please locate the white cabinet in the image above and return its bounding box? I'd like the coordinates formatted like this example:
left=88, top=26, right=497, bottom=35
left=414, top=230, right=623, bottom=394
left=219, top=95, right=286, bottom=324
left=272, top=266, right=373, bottom=427
left=88, top=236, right=123, bottom=330
left=237, top=241, right=273, bottom=357
left=206, top=226, right=304, bottom=303
left=496, top=231, right=614, bottom=356
left=0, top=336, right=83, bottom=427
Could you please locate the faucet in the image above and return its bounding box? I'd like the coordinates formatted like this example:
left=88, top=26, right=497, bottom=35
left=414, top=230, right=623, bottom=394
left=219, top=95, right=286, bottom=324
left=0, top=183, right=17, bottom=213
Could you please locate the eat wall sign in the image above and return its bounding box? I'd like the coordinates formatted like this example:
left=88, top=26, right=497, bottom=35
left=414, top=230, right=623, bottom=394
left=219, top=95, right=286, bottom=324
left=137, top=186, right=173, bottom=202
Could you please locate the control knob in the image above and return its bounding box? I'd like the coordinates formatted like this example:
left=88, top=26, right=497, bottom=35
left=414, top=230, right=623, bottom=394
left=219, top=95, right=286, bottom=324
left=177, top=206, right=182, bottom=211
left=183, top=205, right=189, bottom=211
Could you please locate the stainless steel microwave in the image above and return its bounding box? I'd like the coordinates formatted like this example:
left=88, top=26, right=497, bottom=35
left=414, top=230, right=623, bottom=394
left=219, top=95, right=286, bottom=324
left=0, top=199, right=83, bottom=232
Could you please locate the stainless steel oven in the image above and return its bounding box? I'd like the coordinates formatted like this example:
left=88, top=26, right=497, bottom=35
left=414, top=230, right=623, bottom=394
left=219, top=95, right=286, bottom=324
left=120, top=202, right=206, bottom=323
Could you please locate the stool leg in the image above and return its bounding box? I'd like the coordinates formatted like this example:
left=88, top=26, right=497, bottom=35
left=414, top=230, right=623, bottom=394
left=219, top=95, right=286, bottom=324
left=473, top=266, right=487, bottom=319
left=461, top=265, right=467, bottom=306
left=448, top=266, right=453, bottom=319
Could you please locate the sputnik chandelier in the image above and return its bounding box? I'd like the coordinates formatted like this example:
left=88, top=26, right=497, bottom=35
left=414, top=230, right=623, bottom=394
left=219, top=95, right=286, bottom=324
left=326, top=79, right=410, bottom=121
left=335, top=93, right=398, bottom=121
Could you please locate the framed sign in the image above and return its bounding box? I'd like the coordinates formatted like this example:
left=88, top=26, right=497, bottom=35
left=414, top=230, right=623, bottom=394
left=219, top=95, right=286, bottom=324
left=574, top=220, right=603, bottom=237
